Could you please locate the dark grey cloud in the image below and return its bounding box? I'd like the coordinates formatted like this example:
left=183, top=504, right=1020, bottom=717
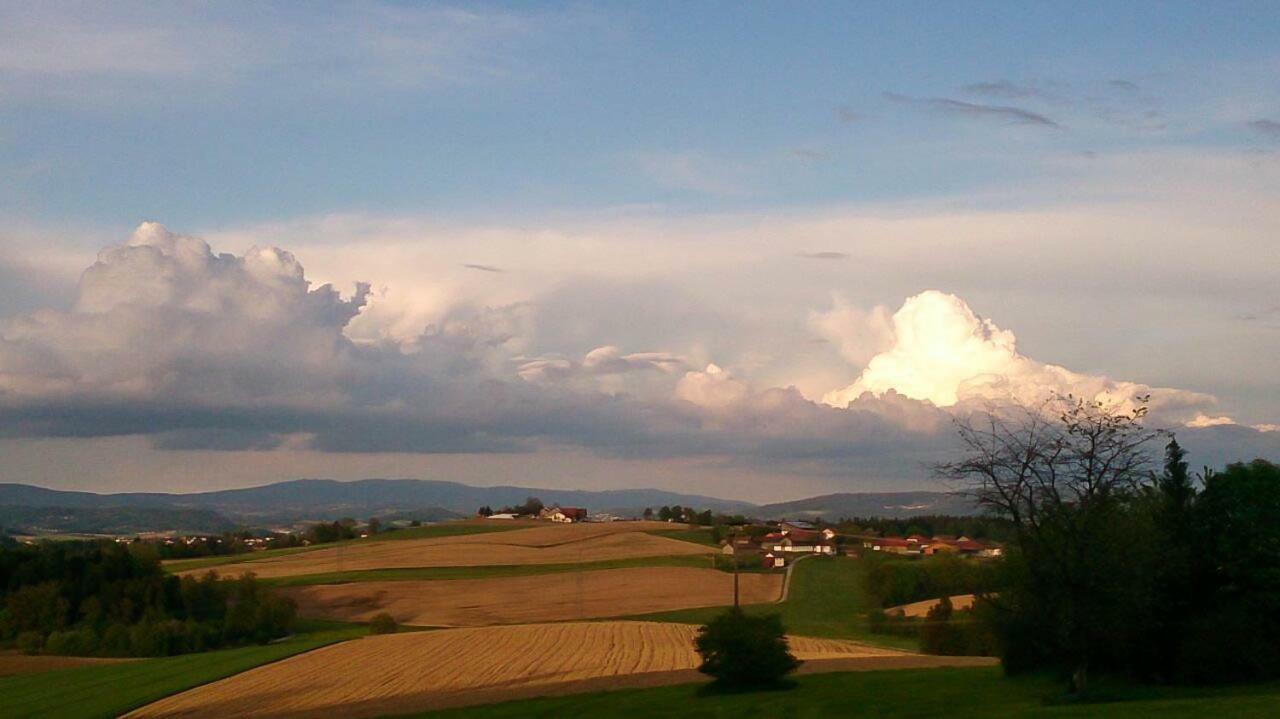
left=463, top=263, right=504, bottom=273
left=1248, top=119, right=1280, bottom=140
left=884, top=92, right=1061, bottom=128
left=796, top=251, right=849, bottom=260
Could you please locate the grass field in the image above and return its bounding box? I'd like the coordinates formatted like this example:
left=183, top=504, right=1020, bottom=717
left=625, top=556, right=919, bottom=650
left=125, top=621, right=970, bottom=719
left=407, top=666, right=1280, bottom=719
left=163, top=521, right=529, bottom=573
left=0, top=620, right=367, bottom=719
left=645, top=527, right=720, bottom=547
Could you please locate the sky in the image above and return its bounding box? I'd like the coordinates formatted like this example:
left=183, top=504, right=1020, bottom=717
left=1, top=1, right=1278, bottom=502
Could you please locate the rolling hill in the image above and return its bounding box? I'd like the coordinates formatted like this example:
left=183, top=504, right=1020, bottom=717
left=0, top=479, right=978, bottom=534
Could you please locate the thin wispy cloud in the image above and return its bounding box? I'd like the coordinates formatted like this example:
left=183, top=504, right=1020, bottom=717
left=630, top=150, right=751, bottom=196
left=1108, top=79, right=1141, bottom=94
left=795, top=251, right=849, bottom=260
left=0, top=2, right=569, bottom=104
left=962, top=80, right=1043, bottom=100
left=884, top=92, right=1061, bottom=128
left=791, top=148, right=827, bottom=163
left=835, top=105, right=862, bottom=124
left=1249, top=119, right=1280, bottom=140
left=463, top=263, right=504, bottom=273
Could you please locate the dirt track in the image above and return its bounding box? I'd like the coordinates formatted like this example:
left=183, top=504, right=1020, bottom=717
left=184, top=522, right=712, bottom=580
left=283, top=566, right=782, bottom=626
left=126, top=622, right=993, bottom=719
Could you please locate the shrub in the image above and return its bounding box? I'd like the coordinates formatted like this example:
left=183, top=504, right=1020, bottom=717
left=694, top=609, right=800, bottom=690
left=918, top=598, right=994, bottom=656
left=368, top=612, right=398, bottom=635
left=44, top=628, right=100, bottom=656
left=1176, top=602, right=1280, bottom=683
left=867, top=609, right=920, bottom=639
left=15, top=630, right=44, bottom=654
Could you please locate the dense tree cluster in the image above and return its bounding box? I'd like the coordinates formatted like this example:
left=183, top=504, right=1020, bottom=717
left=492, top=497, right=544, bottom=516
left=832, top=515, right=1014, bottom=543
left=0, top=541, right=295, bottom=657
left=306, top=518, right=359, bottom=544
left=650, top=505, right=715, bottom=525
left=938, top=396, right=1280, bottom=689
left=861, top=553, right=1001, bottom=609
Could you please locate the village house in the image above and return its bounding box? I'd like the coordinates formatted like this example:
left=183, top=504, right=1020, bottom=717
left=539, top=505, right=588, bottom=523
left=863, top=534, right=1003, bottom=558
left=865, top=536, right=919, bottom=555
left=760, top=528, right=836, bottom=556
left=720, top=534, right=762, bottom=557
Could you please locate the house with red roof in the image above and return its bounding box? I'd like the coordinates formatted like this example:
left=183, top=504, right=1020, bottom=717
left=539, top=505, right=588, bottom=523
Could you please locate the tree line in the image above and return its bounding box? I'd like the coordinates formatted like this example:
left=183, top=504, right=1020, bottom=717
left=831, top=515, right=1014, bottom=543
left=0, top=541, right=295, bottom=657
left=938, top=396, right=1280, bottom=690
left=642, top=505, right=716, bottom=525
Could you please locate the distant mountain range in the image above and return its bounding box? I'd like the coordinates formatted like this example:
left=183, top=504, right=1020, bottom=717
left=0, top=479, right=979, bottom=535
left=754, top=491, right=979, bottom=520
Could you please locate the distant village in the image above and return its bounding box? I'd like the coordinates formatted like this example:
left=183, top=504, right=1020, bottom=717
left=484, top=502, right=1004, bottom=569
left=13, top=497, right=1003, bottom=568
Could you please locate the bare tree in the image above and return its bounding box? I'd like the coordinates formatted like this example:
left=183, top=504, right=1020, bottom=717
left=935, top=394, right=1164, bottom=692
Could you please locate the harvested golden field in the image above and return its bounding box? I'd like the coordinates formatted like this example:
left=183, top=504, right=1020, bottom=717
left=127, top=622, right=993, bottom=719
left=283, top=566, right=783, bottom=626
left=0, top=650, right=135, bottom=677
left=185, top=522, right=711, bottom=580
left=885, top=593, right=978, bottom=618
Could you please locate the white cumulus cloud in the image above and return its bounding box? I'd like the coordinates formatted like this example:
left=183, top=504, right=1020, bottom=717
left=822, top=290, right=1221, bottom=424
left=0, top=222, right=369, bottom=404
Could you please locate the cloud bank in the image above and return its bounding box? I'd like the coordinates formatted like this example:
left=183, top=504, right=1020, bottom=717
left=0, top=225, right=1273, bottom=491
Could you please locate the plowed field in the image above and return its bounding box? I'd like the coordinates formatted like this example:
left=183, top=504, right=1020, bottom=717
left=127, top=622, right=991, bottom=719
left=283, top=566, right=782, bottom=626
left=185, top=522, right=710, bottom=580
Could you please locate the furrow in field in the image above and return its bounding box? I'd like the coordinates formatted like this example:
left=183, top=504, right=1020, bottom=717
left=125, top=621, right=934, bottom=719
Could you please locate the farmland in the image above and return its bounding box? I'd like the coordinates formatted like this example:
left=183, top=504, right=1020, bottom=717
left=282, top=566, right=783, bottom=626
left=161, top=521, right=533, bottom=573
left=124, top=621, right=991, bottom=719
left=627, top=555, right=920, bottom=650
left=17, top=524, right=985, bottom=717
left=0, top=621, right=367, bottom=719
left=887, top=593, right=978, bottom=617
left=181, top=521, right=711, bottom=580
left=408, top=666, right=1280, bottom=719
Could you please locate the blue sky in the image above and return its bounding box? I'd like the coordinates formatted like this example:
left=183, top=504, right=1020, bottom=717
left=0, top=2, right=1277, bottom=498
left=4, top=2, right=1277, bottom=228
